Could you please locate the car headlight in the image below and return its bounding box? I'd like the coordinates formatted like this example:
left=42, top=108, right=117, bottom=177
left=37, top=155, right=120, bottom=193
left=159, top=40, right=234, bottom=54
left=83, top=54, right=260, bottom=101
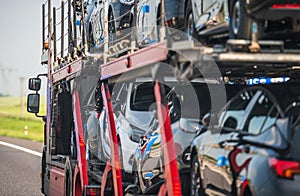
left=128, top=128, right=145, bottom=143
left=119, top=0, right=135, bottom=5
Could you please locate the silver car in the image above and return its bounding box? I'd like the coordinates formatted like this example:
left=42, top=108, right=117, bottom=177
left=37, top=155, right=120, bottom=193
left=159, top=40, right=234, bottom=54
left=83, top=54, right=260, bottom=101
left=130, top=0, right=227, bottom=45
left=97, top=80, right=158, bottom=180
left=87, top=0, right=134, bottom=47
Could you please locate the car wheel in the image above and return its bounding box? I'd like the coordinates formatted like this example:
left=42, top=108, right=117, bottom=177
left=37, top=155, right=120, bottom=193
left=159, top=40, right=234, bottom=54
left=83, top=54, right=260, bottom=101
left=184, top=0, right=197, bottom=40
left=104, top=170, right=115, bottom=196
left=132, top=161, right=138, bottom=184
left=190, top=155, right=205, bottom=196
left=108, top=10, right=116, bottom=46
left=181, top=173, right=191, bottom=195
left=65, top=170, right=72, bottom=196
left=88, top=23, right=93, bottom=46
left=132, top=161, right=141, bottom=188
left=229, top=0, right=252, bottom=39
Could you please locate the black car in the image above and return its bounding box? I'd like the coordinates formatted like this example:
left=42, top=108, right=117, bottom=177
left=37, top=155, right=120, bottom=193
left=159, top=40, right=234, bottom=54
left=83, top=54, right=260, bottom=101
left=229, top=0, right=300, bottom=40
left=184, top=0, right=300, bottom=44
left=189, top=82, right=300, bottom=195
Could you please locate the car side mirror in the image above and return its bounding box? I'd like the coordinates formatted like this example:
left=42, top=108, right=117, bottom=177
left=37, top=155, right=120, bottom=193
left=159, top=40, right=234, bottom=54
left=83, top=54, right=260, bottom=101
left=202, top=113, right=211, bottom=127
left=179, top=118, right=197, bottom=133
left=28, top=78, right=41, bottom=91
left=27, top=93, right=40, bottom=113
left=202, top=113, right=218, bottom=127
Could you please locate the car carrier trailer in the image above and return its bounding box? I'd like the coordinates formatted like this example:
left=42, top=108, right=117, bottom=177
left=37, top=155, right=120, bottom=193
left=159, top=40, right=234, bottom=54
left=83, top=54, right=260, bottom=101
left=26, top=0, right=300, bottom=195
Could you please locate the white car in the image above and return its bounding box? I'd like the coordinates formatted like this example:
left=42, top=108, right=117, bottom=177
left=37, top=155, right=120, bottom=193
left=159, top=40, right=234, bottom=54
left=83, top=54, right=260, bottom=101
left=97, top=81, right=157, bottom=179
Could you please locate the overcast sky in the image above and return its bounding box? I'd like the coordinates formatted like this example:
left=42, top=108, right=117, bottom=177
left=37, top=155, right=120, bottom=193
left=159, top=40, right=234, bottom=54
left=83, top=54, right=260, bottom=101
left=0, top=0, right=46, bottom=96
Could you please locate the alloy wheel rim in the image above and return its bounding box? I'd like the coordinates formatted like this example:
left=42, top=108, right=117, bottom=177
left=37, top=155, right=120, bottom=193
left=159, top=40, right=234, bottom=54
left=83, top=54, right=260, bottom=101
left=232, top=1, right=240, bottom=36
left=191, top=160, right=201, bottom=195
left=187, top=12, right=194, bottom=39
left=108, top=12, right=115, bottom=44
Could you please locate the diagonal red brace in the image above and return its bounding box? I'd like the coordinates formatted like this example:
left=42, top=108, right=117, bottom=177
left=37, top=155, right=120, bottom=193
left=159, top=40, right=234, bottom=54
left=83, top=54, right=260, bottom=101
left=154, top=81, right=182, bottom=196
left=101, top=82, right=123, bottom=196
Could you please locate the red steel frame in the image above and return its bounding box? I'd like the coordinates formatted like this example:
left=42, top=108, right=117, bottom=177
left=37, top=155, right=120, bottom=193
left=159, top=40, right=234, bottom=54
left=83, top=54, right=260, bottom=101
left=47, top=39, right=178, bottom=195
left=101, top=82, right=123, bottom=196
left=98, top=40, right=182, bottom=195
left=73, top=90, right=89, bottom=192
left=100, top=41, right=168, bottom=80
left=46, top=54, right=87, bottom=195
left=52, top=59, right=82, bottom=83
left=154, top=81, right=182, bottom=196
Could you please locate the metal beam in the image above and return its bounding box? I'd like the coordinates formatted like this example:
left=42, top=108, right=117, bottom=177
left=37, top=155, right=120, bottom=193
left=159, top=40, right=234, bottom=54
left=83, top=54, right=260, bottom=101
left=100, top=41, right=168, bottom=80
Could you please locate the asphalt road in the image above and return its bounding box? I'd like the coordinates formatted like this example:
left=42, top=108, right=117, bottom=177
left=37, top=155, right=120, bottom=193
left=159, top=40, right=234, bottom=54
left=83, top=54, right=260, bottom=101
left=0, top=136, right=44, bottom=196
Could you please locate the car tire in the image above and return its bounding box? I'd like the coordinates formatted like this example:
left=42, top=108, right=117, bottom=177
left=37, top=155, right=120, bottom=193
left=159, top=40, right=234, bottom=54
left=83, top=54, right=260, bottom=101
left=229, top=0, right=252, bottom=39
left=132, top=161, right=137, bottom=183
left=108, top=10, right=116, bottom=46
left=230, top=0, right=265, bottom=40
left=132, top=161, right=140, bottom=187
left=41, top=146, right=46, bottom=194
left=64, top=157, right=73, bottom=196
left=184, top=0, right=198, bottom=40
left=88, top=22, right=94, bottom=46
left=190, top=155, right=205, bottom=196
left=104, top=170, right=115, bottom=196
left=181, top=172, right=191, bottom=195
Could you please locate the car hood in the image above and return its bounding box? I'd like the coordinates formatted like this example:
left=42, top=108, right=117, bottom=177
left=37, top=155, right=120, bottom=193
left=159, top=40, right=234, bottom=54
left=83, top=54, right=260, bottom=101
left=125, top=110, right=154, bottom=131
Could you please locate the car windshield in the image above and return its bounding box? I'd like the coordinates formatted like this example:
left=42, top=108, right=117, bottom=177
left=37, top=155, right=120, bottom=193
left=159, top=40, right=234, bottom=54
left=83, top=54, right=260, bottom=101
left=130, top=82, right=171, bottom=111
left=130, top=81, right=231, bottom=120
left=218, top=90, right=256, bottom=129
left=249, top=82, right=300, bottom=161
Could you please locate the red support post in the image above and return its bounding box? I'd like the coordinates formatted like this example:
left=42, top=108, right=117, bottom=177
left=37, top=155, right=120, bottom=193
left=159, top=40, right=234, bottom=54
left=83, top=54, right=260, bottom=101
left=101, top=161, right=112, bottom=196
left=154, top=81, right=182, bottom=196
left=101, top=82, right=123, bottom=196
left=74, top=91, right=89, bottom=192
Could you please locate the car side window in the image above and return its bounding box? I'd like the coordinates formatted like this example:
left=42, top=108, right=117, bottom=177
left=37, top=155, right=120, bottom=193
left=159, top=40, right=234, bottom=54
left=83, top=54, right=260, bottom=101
left=130, top=82, right=156, bottom=111
left=219, top=90, right=255, bottom=129
left=244, top=93, right=278, bottom=135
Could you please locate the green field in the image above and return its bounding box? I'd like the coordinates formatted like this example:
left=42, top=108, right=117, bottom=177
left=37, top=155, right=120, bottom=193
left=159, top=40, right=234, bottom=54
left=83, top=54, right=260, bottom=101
left=0, top=96, right=46, bottom=142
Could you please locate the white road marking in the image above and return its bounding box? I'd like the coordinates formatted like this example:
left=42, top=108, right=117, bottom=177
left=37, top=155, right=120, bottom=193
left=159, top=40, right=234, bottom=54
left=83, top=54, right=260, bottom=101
left=0, top=141, right=42, bottom=157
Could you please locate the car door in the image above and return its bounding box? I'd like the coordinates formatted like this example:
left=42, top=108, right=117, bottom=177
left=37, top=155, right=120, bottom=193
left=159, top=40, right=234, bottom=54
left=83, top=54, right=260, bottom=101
left=192, top=0, right=225, bottom=30
left=136, top=0, right=158, bottom=44
left=220, top=88, right=285, bottom=195
left=136, top=0, right=148, bottom=43
left=200, top=89, right=259, bottom=194
left=90, top=1, right=105, bottom=44
left=235, top=89, right=285, bottom=192
left=147, top=0, right=158, bottom=42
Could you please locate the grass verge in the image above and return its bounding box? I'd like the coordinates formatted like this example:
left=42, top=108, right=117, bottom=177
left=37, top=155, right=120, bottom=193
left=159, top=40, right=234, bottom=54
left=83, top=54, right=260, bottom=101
left=0, top=96, right=45, bottom=142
